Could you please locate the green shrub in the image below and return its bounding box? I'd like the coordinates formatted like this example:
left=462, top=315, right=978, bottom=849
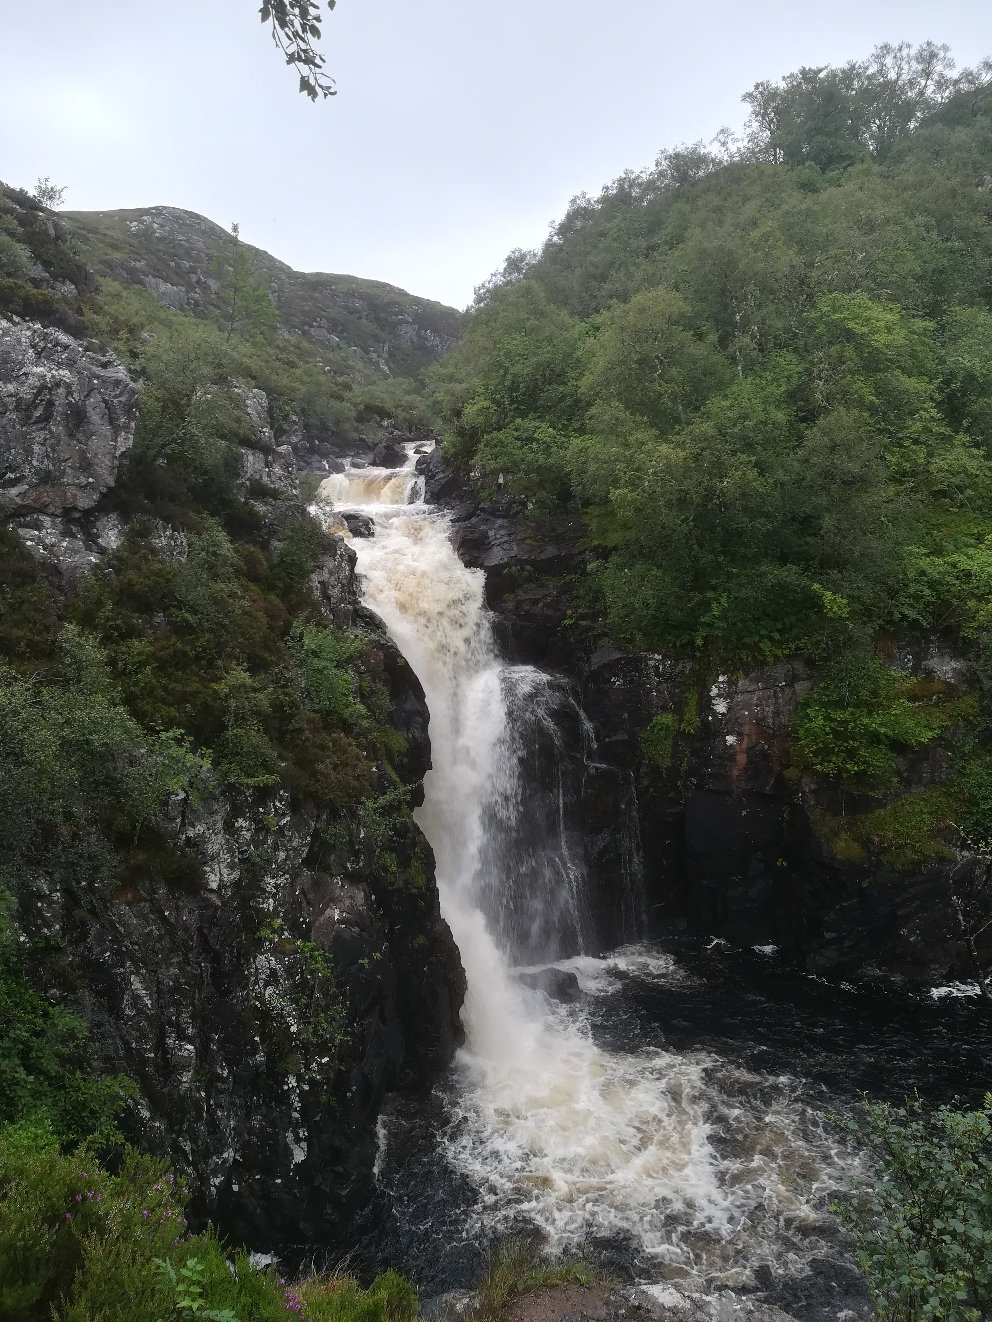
left=0, top=627, right=208, bottom=897
left=640, top=712, right=679, bottom=770
left=0, top=902, right=136, bottom=1143
left=0, top=232, right=33, bottom=280
left=289, top=624, right=365, bottom=726
left=0, top=1128, right=420, bottom=1322
left=794, top=651, right=974, bottom=786
left=847, top=787, right=962, bottom=869
left=293, top=1270, right=417, bottom=1322
left=270, top=516, right=333, bottom=598
left=70, top=520, right=379, bottom=804
left=150, top=1255, right=237, bottom=1322
left=834, top=1095, right=992, bottom=1322
left=0, top=1123, right=184, bottom=1322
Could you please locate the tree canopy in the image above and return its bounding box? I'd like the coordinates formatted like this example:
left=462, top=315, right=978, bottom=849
left=260, top=0, right=337, bottom=99
left=432, top=41, right=992, bottom=666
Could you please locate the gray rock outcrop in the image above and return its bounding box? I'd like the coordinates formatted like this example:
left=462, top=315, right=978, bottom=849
left=0, top=317, right=137, bottom=516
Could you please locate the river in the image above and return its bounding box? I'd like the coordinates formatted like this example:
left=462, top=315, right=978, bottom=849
left=314, top=448, right=992, bottom=1319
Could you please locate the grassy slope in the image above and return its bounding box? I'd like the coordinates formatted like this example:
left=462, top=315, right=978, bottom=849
left=62, top=204, right=464, bottom=377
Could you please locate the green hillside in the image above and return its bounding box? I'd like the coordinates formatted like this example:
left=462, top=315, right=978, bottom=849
left=431, top=43, right=992, bottom=844
left=63, top=204, right=463, bottom=378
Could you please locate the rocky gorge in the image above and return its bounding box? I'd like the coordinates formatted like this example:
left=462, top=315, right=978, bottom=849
left=3, top=292, right=989, bottom=1312
left=416, top=447, right=991, bottom=991
left=0, top=313, right=465, bottom=1254
left=5, top=100, right=992, bottom=1320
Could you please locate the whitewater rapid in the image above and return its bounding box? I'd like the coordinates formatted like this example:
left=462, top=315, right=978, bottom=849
left=315, top=449, right=860, bottom=1293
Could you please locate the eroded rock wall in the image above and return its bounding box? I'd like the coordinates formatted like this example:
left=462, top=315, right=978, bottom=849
left=420, top=446, right=983, bottom=986
left=1, top=319, right=466, bottom=1253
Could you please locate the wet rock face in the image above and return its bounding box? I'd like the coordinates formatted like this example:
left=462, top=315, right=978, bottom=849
left=20, top=780, right=464, bottom=1255
left=0, top=317, right=137, bottom=516
left=423, top=446, right=981, bottom=986
left=581, top=650, right=988, bottom=984
left=3, top=336, right=465, bottom=1253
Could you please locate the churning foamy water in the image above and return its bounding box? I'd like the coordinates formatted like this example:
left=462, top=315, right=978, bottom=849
left=315, top=450, right=860, bottom=1294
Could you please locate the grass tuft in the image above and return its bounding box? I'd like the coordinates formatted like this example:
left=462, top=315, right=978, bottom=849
left=468, top=1240, right=602, bottom=1322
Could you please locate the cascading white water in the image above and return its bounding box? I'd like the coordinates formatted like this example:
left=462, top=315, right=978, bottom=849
left=315, top=451, right=860, bottom=1293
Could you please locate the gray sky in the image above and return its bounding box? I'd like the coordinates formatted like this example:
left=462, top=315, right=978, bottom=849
left=2, top=1, right=991, bottom=309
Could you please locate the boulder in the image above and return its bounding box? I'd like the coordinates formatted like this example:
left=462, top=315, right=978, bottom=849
left=0, top=318, right=138, bottom=516
left=308, top=536, right=360, bottom=629
left=518, top=967, right=583, bottom=1003
left=341, top=510, right=376, bottom=538
left=372, top=441, right=407, bottom=469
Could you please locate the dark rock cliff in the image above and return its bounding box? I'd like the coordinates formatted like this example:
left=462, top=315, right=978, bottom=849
left=1, top=316, right=466, bottom=1254
left=419, top=447, right=986, bottom=988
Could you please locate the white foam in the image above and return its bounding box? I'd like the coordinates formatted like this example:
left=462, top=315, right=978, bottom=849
left=931, top=981, right=983, bottom=999
left=313, top=453, right=860, bottom=1291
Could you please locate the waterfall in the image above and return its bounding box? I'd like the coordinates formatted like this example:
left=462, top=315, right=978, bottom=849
left=315, top=450, right=858, bottom=1291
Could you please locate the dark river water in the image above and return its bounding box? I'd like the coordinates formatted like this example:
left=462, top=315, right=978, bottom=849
left=309, top=455, right=992, bottom=1320
left=341, top=937, right=992, bottom=1321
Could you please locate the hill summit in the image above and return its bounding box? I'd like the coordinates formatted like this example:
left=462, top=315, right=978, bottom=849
left=64, top=203, right=462, bottom=377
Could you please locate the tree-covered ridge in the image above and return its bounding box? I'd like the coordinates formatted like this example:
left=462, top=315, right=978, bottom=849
left=433, top=44, right=992, bottom=662
left=428, top=42, right=992, bottom=855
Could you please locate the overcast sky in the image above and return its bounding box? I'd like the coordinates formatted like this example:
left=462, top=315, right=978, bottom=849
left=1, top=1, right=991, bottom=309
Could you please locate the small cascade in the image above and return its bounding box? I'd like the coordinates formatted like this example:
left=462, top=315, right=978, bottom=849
left=477, top=668, right=594, bottom=964
left=316, top=452, right=600, bottom=970
left=320, top=468, right=418, bottom=507
left=313, top=449, right=858, bottom=1294
left=578, top=715, right=647, bottom=949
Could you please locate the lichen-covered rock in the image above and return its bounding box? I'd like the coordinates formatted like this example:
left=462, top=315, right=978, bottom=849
left=309, top=537, right=360, bottom=630
left=18, top=781, right=464, bottom=1255
left=8, top=508, right=126, bottom=583
left=233, top=386, right=299, bottom=499
left=0, top=317, right=137, bottom=515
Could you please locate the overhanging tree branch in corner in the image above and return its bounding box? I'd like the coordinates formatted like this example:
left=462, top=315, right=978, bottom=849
left=260, top=0, right=337, bottom=100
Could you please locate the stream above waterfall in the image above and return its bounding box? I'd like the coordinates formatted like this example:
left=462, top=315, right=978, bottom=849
left=313, top=450, right=992, bottom=1316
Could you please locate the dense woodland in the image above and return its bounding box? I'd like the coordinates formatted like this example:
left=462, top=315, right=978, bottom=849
left=4, top=39, right=992, bottom=1322
left=430, top=44, right=992, bottom=859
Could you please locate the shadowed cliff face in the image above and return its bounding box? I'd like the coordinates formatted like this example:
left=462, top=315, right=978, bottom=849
left=419, top=446, right=987, bottom=988
left=0, top=316, right=466, bottom=1254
